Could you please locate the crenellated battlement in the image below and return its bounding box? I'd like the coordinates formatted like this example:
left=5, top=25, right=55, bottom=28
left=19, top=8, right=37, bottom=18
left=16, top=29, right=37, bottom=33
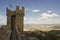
left=6, top=6, right=25, bottom=16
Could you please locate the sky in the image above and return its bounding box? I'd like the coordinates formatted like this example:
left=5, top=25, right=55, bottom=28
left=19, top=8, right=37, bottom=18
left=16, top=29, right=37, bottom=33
left=0, top=0, right=60, bottom=25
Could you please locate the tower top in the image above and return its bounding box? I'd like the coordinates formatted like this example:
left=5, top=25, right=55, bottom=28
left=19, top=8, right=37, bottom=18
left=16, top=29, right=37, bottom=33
left=6, top=6, right=25, bottom=11
left=6, top=6, right=25, bottom=16
left=16, top=6, right=19, bottom=11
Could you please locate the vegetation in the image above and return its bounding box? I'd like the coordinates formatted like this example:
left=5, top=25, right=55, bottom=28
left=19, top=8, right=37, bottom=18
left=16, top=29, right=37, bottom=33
left=25, top=30, right=60, bottom=40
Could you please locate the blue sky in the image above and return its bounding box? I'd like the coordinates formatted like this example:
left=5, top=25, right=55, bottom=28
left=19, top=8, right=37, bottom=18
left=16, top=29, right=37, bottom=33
left=0, top=0, right=60, bottom=25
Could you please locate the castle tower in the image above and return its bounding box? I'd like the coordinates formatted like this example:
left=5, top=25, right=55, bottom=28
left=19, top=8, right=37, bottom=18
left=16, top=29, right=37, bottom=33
left=6, top=6, right=25, bottom=40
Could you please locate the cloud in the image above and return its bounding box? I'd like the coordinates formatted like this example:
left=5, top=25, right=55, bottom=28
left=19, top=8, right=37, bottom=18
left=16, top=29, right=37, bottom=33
left=28, top=19, right=33, bottom=24
left=32, top=9, right=40, bottom=13
left=24, top=10, right=60, bottom=24
left=48, top=10, right=52, bottom=13
left=41, top=13, right=59, bottom=19
left=0, top=10, right=60, bottom=25
left=0, top=14, right=7, bottom=25
left=24, top=17, right=26, bottom=20
left=25, top=17, right=60, bottom=24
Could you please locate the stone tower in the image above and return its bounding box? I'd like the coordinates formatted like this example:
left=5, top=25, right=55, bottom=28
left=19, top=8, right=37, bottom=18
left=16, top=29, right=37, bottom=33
left=6, top=6, right=25, bottom=40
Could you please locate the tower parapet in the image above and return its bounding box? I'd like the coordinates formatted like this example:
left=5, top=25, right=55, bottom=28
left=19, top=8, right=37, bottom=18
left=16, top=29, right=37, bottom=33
left=6, top=6, right=25, bottom=16
left=6, top=8, right=11, bottom=16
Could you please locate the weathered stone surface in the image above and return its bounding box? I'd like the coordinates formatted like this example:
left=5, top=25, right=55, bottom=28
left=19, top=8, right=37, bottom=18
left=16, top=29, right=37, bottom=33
left=0, top=6, right=25, bottom=40
left=6, top=6, right=25, bottom=40
left=0, top=25, right=8, bottom=40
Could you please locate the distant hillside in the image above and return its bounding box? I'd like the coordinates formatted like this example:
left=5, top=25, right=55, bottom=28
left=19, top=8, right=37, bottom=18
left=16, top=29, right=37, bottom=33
left=24, top=24, right=60, bottom=31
